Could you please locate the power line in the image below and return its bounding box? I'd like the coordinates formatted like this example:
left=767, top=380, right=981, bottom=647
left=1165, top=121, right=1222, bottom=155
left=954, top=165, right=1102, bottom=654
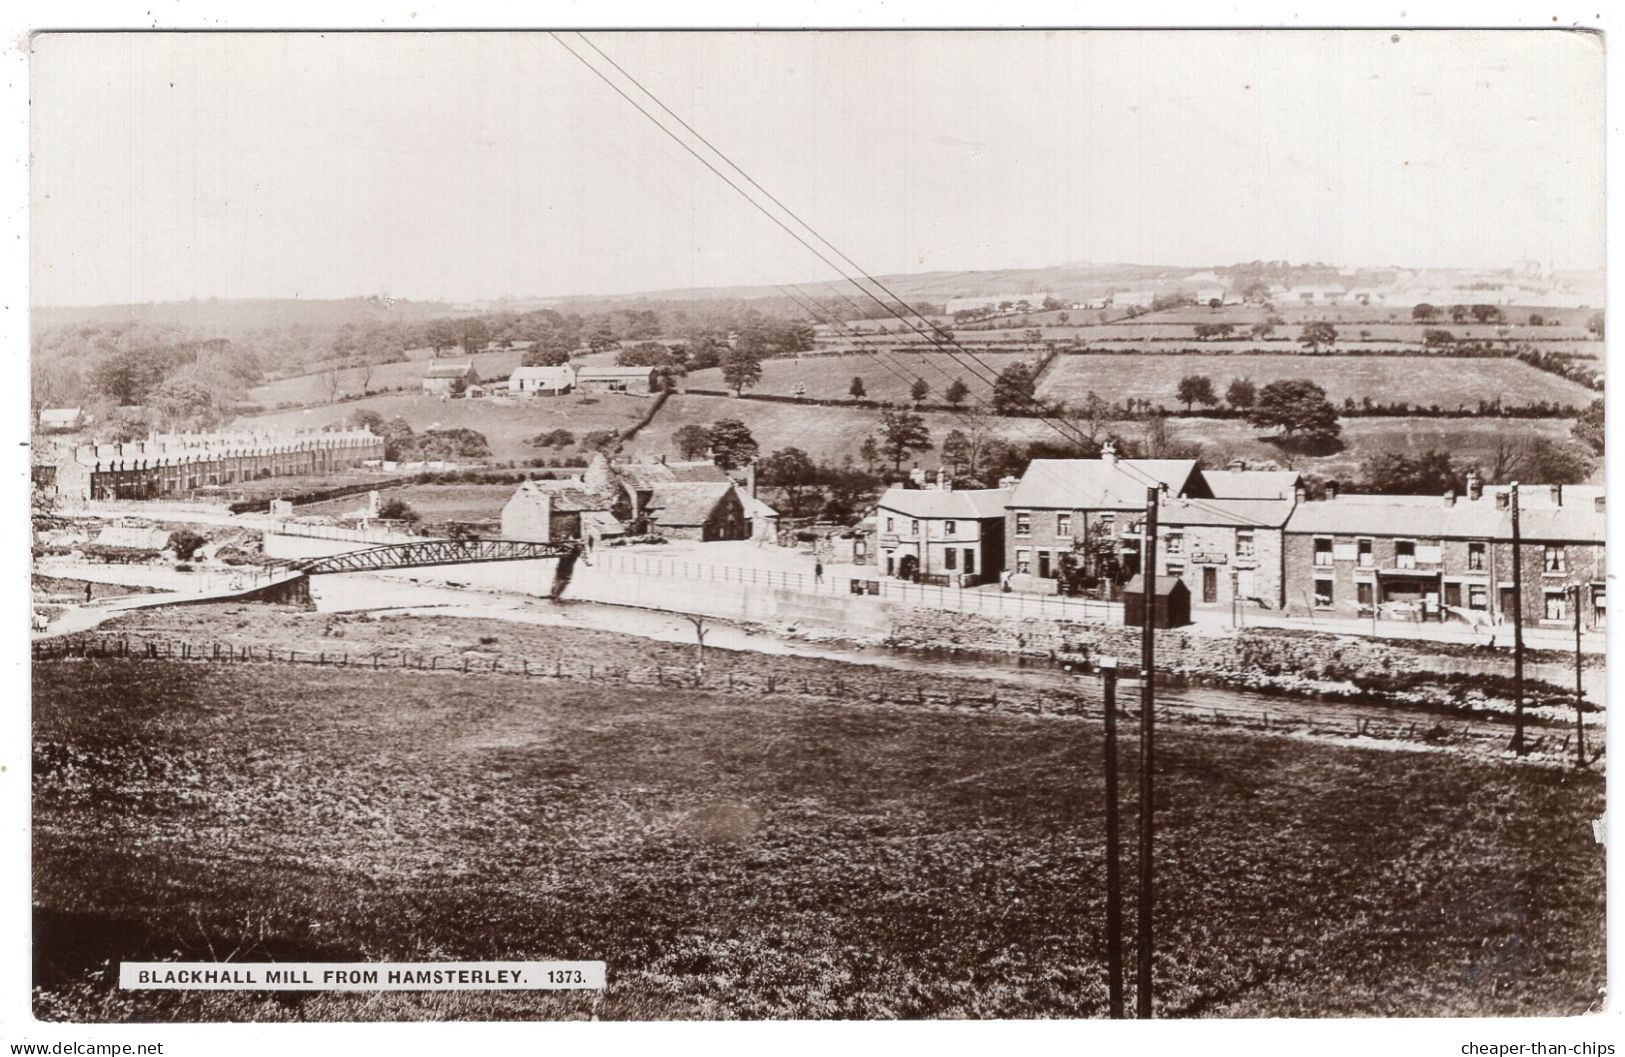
left=554, top=32, right=1098, bottom=453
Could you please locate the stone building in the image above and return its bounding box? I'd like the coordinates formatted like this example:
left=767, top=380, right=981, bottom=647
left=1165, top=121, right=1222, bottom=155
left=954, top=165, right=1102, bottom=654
left=53, top=428, right=385, bottom=505
left=576, top=365, right=658, bottom=394
left=875, top=482, right=1009, bottom=586
left=1155, top=495, right=1296, bottom=609
left=422, top=361, right=479, bottom=395
left=644, top=482, right=749, bottom=541
left=500, top=479, right=616, bottom=544
left=1282, top=479, right=1606, bottom=629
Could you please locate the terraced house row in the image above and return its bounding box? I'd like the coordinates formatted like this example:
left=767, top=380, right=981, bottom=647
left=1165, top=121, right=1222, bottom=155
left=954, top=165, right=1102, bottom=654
left=50, top=428, right=386, bottom=503
left=876, top=445, right=1606, bottom=630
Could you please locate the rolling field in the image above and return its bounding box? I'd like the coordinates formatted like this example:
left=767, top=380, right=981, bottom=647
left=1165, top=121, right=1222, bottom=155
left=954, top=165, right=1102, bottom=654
left=247, top=347, right=531, bottom=407
left=33, top=651, right=1604, bottom=1020
left=684, top=351, right=1035, bottom=404
left=234, top=391, right=653, bottom=463
left=1038, top=354, right=1595, bottom=410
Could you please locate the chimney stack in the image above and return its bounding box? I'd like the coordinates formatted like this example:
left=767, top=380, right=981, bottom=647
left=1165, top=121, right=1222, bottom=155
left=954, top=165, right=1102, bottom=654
left=1228, top=457, right=1245, bottom=472
left=1595, top=496, right=1606, bottom=513
left=746, top=462, right=757, bottom=498
left=1495, top=491, right=1510, bottom=510
left=1325, top=481, right=1339, bottom=500
left=1444, top=489, right=1456, bottom=507
left=1101, top=440, right=1118, bottom=465
left=1295, top=484, right=1307, bottom=503
left=1466, top=472, right=1482, bottom=501
left=1551, top=484, right=1563, bottom=506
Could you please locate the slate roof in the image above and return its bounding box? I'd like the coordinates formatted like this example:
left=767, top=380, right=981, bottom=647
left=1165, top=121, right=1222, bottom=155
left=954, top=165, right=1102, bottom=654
left=1159, top=496, right=1298, bottom=528
left=424, top=362, right=476, bottom=378
left=1284, top=493, right=1604, bottom=543
left=508, top=479, right=613, bottom=513
left=1200, top=469, right=1302, bottom=501
left=1008, top=459, right=1206, bottom=509
left=578, top=366, right=658, bottom=380
left=616, top=461, right=732, bottom=489
left=38, top=408, right=82, bottom=427
left=646, top=482, right=737, bottom=526
left=876, top=487, right=1010, bottom=520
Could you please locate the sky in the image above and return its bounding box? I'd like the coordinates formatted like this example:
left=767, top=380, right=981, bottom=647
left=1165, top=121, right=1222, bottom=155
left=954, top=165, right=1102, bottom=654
left=30, top=29, right=1605, bottom=307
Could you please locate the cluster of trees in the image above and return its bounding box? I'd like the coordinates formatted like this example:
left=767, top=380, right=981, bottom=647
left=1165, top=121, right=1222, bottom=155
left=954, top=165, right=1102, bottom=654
left=756, top=446, right=884, bottom=522
left=1353, top=436, right=1594, bottom=493
left=1172, top=374, right=1257, bottom=412
left=1412, top=303, right=1514, bottom=326
left=348, top=409, right=490, bottom=462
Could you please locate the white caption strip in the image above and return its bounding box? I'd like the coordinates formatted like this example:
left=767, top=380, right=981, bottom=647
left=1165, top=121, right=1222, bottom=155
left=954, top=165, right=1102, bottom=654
left=120, top=961, right=605, bottom=991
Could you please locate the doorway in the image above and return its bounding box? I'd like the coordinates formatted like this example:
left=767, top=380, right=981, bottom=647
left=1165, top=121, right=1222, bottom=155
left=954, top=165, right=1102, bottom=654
left=1202, top=566, right=1218, bottom=604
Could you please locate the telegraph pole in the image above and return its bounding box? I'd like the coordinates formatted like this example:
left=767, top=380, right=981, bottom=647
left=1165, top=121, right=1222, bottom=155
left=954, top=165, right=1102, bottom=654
left=1136, top=486, right=1159, bottom=1019
left=1100, top=658, right=1125, bottom=1019
left=1573, top=582, right=1586, bottom=767
left=1510, top=482, right=1526, bottom=755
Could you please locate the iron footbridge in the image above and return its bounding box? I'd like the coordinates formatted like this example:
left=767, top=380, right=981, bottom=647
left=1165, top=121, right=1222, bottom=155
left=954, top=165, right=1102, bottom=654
left=290, top=538, right=580, bottom=576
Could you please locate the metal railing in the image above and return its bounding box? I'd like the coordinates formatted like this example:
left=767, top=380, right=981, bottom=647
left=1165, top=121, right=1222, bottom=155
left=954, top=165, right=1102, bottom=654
left=586, top=551, right=1119, bottom=623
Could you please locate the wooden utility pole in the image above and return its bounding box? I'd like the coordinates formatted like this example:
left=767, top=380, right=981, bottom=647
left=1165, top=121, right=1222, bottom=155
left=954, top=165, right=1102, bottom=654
left=1510, top=482, right=1526, bottom=755
left=1573, top=582, right=1586, bottom=767
left=1100, top=658, right=1125, bottom=1019
left=1136, top=486, right=1159, bottom=1019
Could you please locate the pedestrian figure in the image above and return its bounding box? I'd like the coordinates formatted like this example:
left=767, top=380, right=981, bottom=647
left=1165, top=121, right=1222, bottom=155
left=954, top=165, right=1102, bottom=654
left=814, top=559, right=824, bottom=584
left=1001, top=570, right=1013, bottom=593
left=84, top=583, right=93, bottom=604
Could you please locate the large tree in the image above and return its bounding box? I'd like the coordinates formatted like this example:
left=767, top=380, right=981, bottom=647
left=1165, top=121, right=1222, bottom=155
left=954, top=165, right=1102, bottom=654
left=1572, top=397, right=1604, bottom=455
left=1298, top=322, right=1338, bottom=353
left=721, top=347, right=763, bottom=396
left=672, top=423, right=712, bottom=460
left=874, top=407, right=932, bottom=470
left=1175, top=374, right=1218, bottom=411
left=992, top=361, right=1038, bottom=414
left=944, top=377, right=970, bottom=407
left=759, top=447, right=824, bottom=518
left=707, top=418, right=759, bottom=471
left=1358, top=449, right=1465, bottom=495
left=1225, top=377, right=1257, bottom=410
left=1249, top=378, right=1341, bottom=445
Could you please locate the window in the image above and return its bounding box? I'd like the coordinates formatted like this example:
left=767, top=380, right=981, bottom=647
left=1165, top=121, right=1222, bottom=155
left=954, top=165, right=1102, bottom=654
left=963, top=549, right=976, bottom=576
left=1038, top=551, right=1052, bottom=578
left=886, top=517, right=894, bottom=533
left=1100, top=514, right=1116, bottom=534
left=944, top=520, right=957, bottom=536
left=1467, top=541, right=1486, bottom=571
left=1545, top=589, right=1569, bottom=622
left=1236, top=531, right=1255, bottom=558
left=944, top=547, right=958, bottom=570
left=1543, top=546, right=1567, bottom=573
left=1593, top=585, right=1606, bottom=628
left=1016, top=549, right=1031, bottom=574
left=1356, top=581, right=1374, bottom=607
left=1057, top=513, right=1072, bottom=537
left=1165, top=561, right=1185, bottom=579
left=1313, top=537, right=1334, bottom=566
left=911, top=520, right=920, bottom=538
left=1356, top=538, right=1373, bottom=567
left=1015, top=512, right=1032, bottom=538
left=1395, top=539, right=1416, bottom=569
left=1468, top=584, right=1488, bottom=611
left=1165, top=532, right=1184, bottom=555
left=1314, top=578, right=1334, bottom=608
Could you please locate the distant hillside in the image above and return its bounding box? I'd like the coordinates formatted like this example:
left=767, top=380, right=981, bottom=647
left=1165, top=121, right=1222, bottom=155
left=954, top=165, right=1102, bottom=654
left=539, top=263, right=1192, bottom=311
left=32, top=297, right=472, bottom=336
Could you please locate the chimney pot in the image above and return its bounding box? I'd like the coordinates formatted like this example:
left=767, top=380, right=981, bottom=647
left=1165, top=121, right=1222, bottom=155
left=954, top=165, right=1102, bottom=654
left=1325, top=482, right=1339, bottom=500
left=1594, top=496, right=1605, bottom=513
left=1466, top=472, right=1482, bottom=501
left=1101, top=440, right=1118, bottom=465
left=1228, top=457, right=1245, bottom=472
left=1495, top=491, right=1510, bottom=510
left=1444, top=490, right=1456, bottom=506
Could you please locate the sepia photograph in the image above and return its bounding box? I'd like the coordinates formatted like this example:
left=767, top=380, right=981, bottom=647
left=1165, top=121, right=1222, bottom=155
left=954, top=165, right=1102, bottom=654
left=17, top=19, right=1613, bottom=1038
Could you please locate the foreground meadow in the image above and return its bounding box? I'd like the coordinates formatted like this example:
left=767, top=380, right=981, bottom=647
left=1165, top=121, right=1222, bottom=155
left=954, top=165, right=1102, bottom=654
left=33, top=657, right=1603, bottom=1021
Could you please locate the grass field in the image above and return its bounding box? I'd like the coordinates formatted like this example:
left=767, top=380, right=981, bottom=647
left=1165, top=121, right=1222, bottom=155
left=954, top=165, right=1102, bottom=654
left=234, top=391, right=653, bottom=463
left=33, top=646, right=1604, bottom=1021
left=247, top=348, right=533, bottom=408
left=684, top=351, right=1034, bottom=405
left=1038, top=354, right=1594, bottom=410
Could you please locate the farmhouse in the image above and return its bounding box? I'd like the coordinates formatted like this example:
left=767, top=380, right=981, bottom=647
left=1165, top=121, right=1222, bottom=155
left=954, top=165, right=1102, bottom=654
left=1283, top=478, right=1606, bottom=629
left=422, top=362, right=479, bottom=395
left=875, top=481, right=1010, bottom=586
left=644, top=482, right=750, bottom=542
left=508, top=365, right=576, bottom=396
left=583, top=454, right=733, bottom=522
left=576, top=365, right=658, bottom=394
left=53, top=428, right=386, bottom=504
left=500, top=479, right=618, bottom=544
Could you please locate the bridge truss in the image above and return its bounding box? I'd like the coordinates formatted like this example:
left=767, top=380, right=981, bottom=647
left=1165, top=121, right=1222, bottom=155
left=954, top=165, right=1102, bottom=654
left=293, top=538, right=578, bottom=576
